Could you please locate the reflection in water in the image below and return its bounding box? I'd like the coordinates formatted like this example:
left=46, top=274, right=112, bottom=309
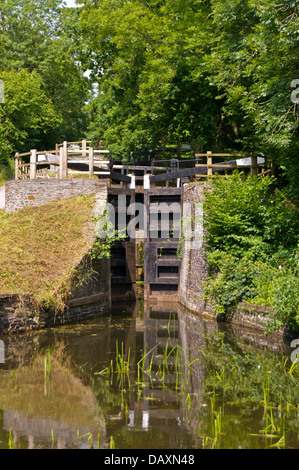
left=0, top=301, right=298, bottom=449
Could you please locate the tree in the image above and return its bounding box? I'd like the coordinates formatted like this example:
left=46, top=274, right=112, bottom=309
left=78, top=0, right=299, bottom=199
left=0, top=0, right=89, bottom=163
left=78, top=0, right=226, bottom=157
left=205, top=0, right=299, bottom=197
left=0, top=69, right=60, bottom=163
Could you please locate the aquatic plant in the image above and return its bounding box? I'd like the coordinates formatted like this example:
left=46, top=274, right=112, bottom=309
left=8, top=428, right=14, bottom=449
left=109, top=436, right=116, bottom=449
left=44, top=346, right=52, bottom=397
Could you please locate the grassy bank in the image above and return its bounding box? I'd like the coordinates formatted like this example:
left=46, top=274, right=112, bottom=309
left=0, top=195, right=96, bottom=310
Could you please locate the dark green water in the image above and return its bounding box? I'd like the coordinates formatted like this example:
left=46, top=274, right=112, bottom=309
left=0, top=301, right=298, bottom=449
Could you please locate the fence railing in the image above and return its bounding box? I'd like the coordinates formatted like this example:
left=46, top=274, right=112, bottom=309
left=14, top=143, right=272, bottom=184
left=194, top=152, right=272, bottom=178
left=14, top=139, right=110, bottom=180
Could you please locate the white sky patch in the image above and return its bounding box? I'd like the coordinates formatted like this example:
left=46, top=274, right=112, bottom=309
left=64, top=0, right=79, bottom=8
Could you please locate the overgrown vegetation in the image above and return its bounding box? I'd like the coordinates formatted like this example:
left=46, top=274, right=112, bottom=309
left=0, top=195, right=97, bottom=311
left=0, top=0, right=298, bottom=201
left=93, top=326, right=299, bottom=449
left=203, top=173, right=299, bottom=331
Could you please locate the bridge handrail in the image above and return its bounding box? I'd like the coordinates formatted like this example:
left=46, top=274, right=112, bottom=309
left=14, top=141, right=272, bottom=183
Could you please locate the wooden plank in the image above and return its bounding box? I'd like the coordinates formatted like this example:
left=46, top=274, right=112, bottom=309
left=19, top=161, right=60, bottom=168
left=82, top=139, right=87, bottom=157
left=109, top=169, right=131, bottom=183
left=251, top=155, right=258, bottom=176
left=59, top=142, right=68, bottom=178
left=207, top=151, right=213, bottom=176
left=17, top=152, right=31, bottom=158
left=196, top=163, right=253, bottom=169
left=195, top=153, right=249, bottom=157
left=194, top=174, right=229, bottom=178
left=36, top=150, right=57, bottom=155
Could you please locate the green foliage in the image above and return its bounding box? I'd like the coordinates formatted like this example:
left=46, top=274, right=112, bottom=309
left=204, top=174, right=299, bottom=330
left=0, top=0, right=89, bottom=181
left=205, top=251, right=263, bottom=316
left=78, top=0, right=226, bottom=157
left=0, top=0, right=298, bottom=200
left=77, top=0, right=299, bottom=199
left=204, top=172, right=298, bottom=261
left=260, top=255, right=299, bottom=332
left=91, top=212, right=124, bottom=260
left=0, top=69, right=61, bottom=158
left=0, top=160, right=14, bottom=186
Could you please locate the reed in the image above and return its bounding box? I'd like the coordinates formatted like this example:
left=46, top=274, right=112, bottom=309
left=72, top=431, right=93, bottom=448
left=44, top=347, right=52, bottom=397
left=110, top=436, right=116, bottom=449
left=8, top=428, right=14, bottom=449
left=212, top=408, right=222, bottom=448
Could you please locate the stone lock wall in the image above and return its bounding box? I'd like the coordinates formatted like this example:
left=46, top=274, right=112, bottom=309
left=179, top=182, right=212, bottom=314
left=5, top=178, right=108, bottom=213
left=0, top=258, right=111, bottom=333
left=0, top=178, right=111, bottom=332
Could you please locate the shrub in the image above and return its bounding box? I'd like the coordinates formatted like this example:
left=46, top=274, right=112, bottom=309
left=204, top=172, right=298, bottom=262
left=203, top=173, right=299, bottom=330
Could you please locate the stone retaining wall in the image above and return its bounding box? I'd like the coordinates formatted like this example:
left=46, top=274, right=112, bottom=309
left=1, top=178, right=111, bottom=332
left=178, top=182, right=297, bottom=341
left=0, top=258, right=111, bottom=333
left=5, top=178, right=107, bottom=212
left=179, top=182, right=212, bottom=314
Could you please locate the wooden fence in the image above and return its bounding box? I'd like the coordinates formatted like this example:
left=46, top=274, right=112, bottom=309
left=14, top=142, right=273, bottom=185
left=14, top=139, right=110, bottom=180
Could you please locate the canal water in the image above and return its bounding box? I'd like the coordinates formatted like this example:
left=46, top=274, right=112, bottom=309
left=0, top=301, right=298, bottom=449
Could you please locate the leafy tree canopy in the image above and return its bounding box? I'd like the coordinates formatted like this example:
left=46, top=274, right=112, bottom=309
left=78, top=0, right=298, bottom=197
left=0, top=0, right=89, bottom=166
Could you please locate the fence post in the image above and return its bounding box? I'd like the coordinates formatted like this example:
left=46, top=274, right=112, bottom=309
left=130, top=174, right=136, bottom=190
left=82, top=139, right=87, bottom=157
left=59, top=141, right=68, bottom=178
left=207, top=151, right=213, bottom=176
left=251, top=155, right=258, bottom=176
left=89, top=146, right=94, bottom=178
left=15, top=153, right=19, bottom=180
left=144, top=174, right=150, bottom=190
left=268, top=158, right=274, bottom=176
left=30, top=149, right=37, bottom=179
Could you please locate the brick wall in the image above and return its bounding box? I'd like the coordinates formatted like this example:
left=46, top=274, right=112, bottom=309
left=5, top=178, right=107, bottom=212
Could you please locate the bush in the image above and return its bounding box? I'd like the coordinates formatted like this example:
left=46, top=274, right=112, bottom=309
left=205, top=251, right=265, bottom=316
left=205, top=250, right=299, bottom=331
left=203, top=173, right=299, bottom=330
left=204, top=172, right=298, bottom=262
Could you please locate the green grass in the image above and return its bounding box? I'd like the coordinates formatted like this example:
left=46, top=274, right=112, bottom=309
left=0, top=195, right=96, bottom=309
